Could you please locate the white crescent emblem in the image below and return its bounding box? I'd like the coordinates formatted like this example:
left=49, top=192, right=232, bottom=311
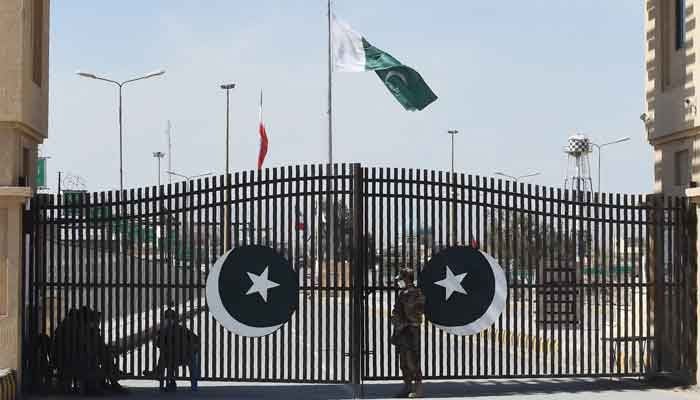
left=206, top=250, right=284, bottom=337
left=384, top=70, right=408, bottom=86
left=432, top=250, right=507, bottom=336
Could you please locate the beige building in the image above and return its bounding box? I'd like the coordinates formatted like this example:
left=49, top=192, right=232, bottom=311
left=0, top=0, right=49, bottom=387
left=645, top=0, right=699, bottom=196
left=0, top=0, right=49, bottom=188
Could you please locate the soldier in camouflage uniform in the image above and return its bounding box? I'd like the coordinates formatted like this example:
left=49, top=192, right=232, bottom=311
left=391, top=267, right=425, bottom=398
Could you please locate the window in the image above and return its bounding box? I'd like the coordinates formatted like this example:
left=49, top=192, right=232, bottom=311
left=674, top=149, right=689, bottom=186
left=22, top=147, right=31, bottom=187
left=676, top=0, right=686, bottom=50
left=32, top=0, right=43, bottom=86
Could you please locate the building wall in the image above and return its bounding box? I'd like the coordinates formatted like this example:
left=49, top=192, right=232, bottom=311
left=0, top=0, right=49, bottom=188
left=645, top=0, right=700, bottom=195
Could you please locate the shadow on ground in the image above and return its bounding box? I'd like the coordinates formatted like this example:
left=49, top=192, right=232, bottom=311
left=26, top=378, right=683, bottom=399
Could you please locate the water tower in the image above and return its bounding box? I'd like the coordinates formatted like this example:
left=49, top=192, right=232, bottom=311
left=563, top=134, right=594, bottom=193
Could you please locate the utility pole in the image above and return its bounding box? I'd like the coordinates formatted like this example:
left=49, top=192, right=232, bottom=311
left=166, top=120, right=172, bottom=185
left=448, top=130, right=459, bottom=245
left=220, top=83, right=236, bottom=250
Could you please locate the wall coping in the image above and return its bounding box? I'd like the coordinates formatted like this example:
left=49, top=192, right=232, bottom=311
left=0, top=187, right=31, bottom=202
left=687, top=188, right=700, bottom=203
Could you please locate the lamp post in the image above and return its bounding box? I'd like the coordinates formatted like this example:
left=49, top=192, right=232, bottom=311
left=152, top=152, right=165, bottom=186
left=166, top=170, right=213, bottom=182
left=76, top=69, right=165, bottom=191
left=494, top=171, right=541, bottom=183
left=220, top=83, right=236, bottom=250
left=448, top=129, right=459, bottom=244
left=590, top=137, right=630, bottom=194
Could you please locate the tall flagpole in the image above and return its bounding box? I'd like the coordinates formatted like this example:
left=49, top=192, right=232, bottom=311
left=327, top=0, right=336, bottom=312
left=327, top=0, right=333, bottom=165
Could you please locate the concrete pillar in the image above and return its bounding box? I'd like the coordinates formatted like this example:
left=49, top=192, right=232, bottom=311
left=0, top=186, right=31, bottom=393
left=686, top=187, right=700, bottom=384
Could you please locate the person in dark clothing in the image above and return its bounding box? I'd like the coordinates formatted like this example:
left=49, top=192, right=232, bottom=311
left=51, top=306, right=126, bottom=395
left=148, top=306, right=200, bottom=391
left=390, top=267, right=425, bottom=398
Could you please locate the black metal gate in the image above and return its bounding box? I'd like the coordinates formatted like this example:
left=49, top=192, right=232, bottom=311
left=359, top=167, right=695, bottom=381
left=21, top=164, right=696, bottom=390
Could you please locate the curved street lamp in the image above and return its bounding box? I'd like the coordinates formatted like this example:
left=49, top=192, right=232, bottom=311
left=494, top=171, right=541, bottom=183
left=166, top=170, right=214, bottom=182
left=590, top=137, right=630, bottom=194
left=77, top=69, right=166, bottom=191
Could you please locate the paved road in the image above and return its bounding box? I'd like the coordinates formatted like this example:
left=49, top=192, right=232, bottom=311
left=25, top=378, right=700, bottom=399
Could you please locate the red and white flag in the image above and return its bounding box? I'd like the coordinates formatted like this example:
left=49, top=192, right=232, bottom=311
left=257, top=90, right=269, bottom=170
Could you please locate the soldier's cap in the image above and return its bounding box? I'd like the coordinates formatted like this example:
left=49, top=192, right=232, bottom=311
left=394, top=267, right=415, bottom=282
left=163, top=309, right=178, bottom=321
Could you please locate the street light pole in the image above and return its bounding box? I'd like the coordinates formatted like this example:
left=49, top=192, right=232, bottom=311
left=76, top=69, right=165, bottom=191
left=494, top=171, right=541, bottom=184
left=220, top=83, right=236, bottom=251
left=590, top=137, right=630, bottom=195
left=166, top=170, right=213, bottom=182
left=448, top=130, right=459, bottom=244
left=153, top=152, right=165, bottom=186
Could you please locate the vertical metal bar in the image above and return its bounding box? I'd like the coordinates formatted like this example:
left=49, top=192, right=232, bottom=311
left=608, top=192, right=615, bottom=374
left=299, top=165, right=307, bottom=381
left=187, top=179, right=196, bottom=381
left=569, top=188, right=577, bottom=376
left=351, top=163, right=364, bottom=389
left=202, top=178, right=210, bottom=378
left=467, top=175, right=474, bottom=376
left=636, top=194, right=644, bottom=375
left=611, top=193, right=624, bottom=374
left=601, top=192, right=609, bottom=375
left=546, top=187, right=554, bottom=375
left=271, top=167, right=279, bottom=380
left=325, top=165, right=332, bottom=382
left=310, top=164, right=318, bottom=381
left=429, top=171, right=437, bottom=377
left=624, top=194, right=631, bottom=375
left=473, top=175, right=481, bottom=376
left=461, top=173, right=467, bottom=377
left=105, top=190, right=114, bottom=372
left=341, top=164, right=349, bottom=381
left=135, top=188, right=144, bottom=376
left=125, top=188, right=134, bottom=375
left=684, top=199, right=696, bottom=374
left=672, top=197, right=680, bottom=371
left=143, top=187, right=152, bottom=374
left=53, top=194, right=63, bottom=371
left=333, top=164, right=340, bottom=381
left=378, top=167, right=386, bottom=377
left=518, top=182, right=525, bottom=376
left=490, top=177, right=497, bottom=376
left=371, top=167, right=379, bottom=379
left=527, top=183, right=534, bottom=376
left=499, top=178, right=506, bottom=377
left=439, top=170, right=447, bottom=378
left=585, top=190, right=592, bottom=375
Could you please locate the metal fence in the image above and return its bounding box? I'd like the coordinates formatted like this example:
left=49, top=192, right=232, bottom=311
left=21, top=163, right=696, bottom=391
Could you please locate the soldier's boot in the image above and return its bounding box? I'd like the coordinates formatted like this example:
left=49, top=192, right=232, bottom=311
left=394, top=381, right=412, bottom=398
left=408, top=381, right=423, bottom=398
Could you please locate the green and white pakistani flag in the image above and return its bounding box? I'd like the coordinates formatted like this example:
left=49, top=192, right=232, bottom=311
left=331, top=14, right=438, bottom=111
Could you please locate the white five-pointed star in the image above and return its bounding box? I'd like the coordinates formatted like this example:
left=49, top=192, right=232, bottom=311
left=246, top=266, right=280, bottom=303
left=434, top=266, right=468, bottom=300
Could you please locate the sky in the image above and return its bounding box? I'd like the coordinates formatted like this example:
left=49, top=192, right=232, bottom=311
left=44, top=1, right=649, bottom=194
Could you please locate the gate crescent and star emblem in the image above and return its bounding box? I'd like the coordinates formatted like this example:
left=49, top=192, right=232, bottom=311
left=206, top=245, right=299, bottom=337
left=419, top=246, right=508, bottom=336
